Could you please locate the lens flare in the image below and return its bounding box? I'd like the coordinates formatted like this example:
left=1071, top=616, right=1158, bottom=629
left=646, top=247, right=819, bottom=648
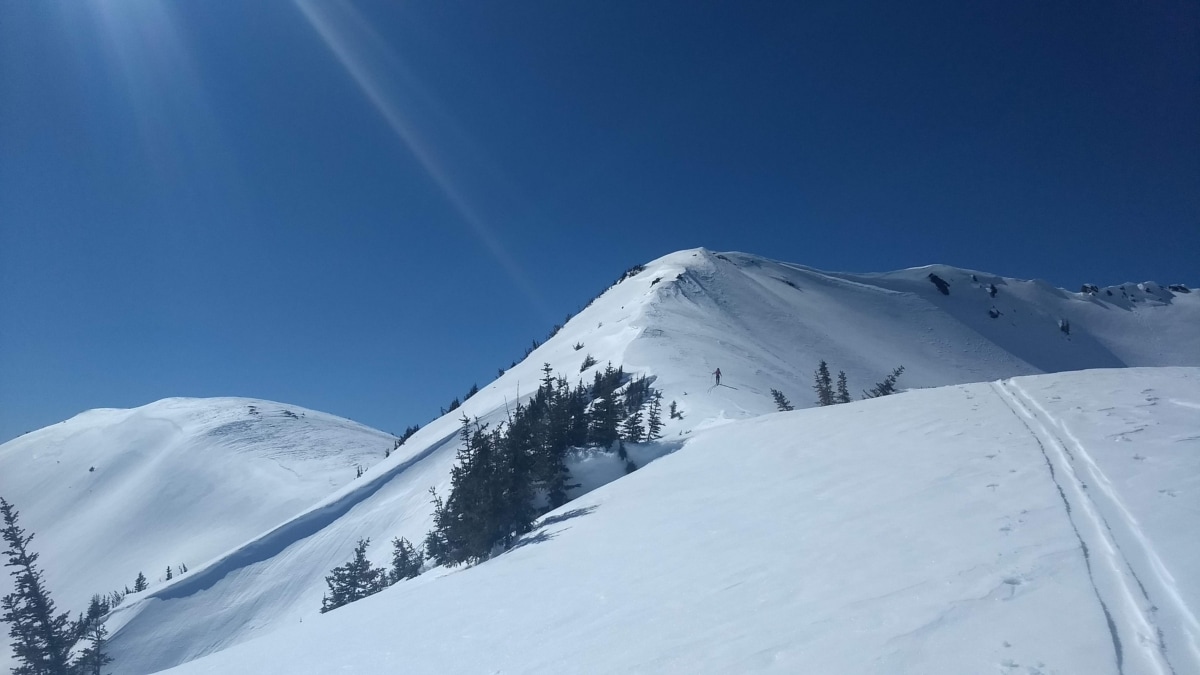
left=293, top=1, right=548, bottom=317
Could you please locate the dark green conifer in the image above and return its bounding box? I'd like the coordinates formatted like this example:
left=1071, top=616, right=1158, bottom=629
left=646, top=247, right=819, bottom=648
left=813, top=360, right=835, bottom=406
left=771, top=389, right=794, bottom=411
left=863, top=366, right=905, bottom=399
left=320, top=539, right=387, bottom=613
left=389, top=537, right=422, bottom=583
left=836, top=371, right=851, bottom=404
left=1, top=497, right=73, bottom=675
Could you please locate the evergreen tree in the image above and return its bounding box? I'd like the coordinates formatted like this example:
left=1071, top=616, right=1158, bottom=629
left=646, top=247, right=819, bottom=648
left=621, top=406, right=644, bottom=443
left=668, top=400, right=683, bottom=420
left=132, top=573, right=147, bottom=593
left=836, top=371, right=851, bottom=404
left=71, top=595, right=109, bottom=644
left=813, top=360, right=835, bottom=406
left=770, top=389, right=794, bottom=412
left=164, top=566, right=172, bottom=581
left=862, top=366, right=905, bottom=399
left=320, top=539, right=387, bottom=613
left=422, top=489, right=452, bottom=567
left=389, top=537, right=422, bottom=583
left=1, top=497, right=73, bottom=675
left=588, top=395, right=620, bottom=448
left=73, top=621, right=112, bottom=675
left=645, top=391, right=664, bottom=441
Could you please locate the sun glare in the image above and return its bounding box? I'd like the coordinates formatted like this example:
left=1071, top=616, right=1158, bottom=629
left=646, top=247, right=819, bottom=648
left=293, top=0, right=548, bottom=317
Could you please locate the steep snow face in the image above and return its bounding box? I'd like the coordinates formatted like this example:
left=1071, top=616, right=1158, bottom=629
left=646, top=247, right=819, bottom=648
left=162, top=368, right=1200, bottom=675
left=0, top=398, right=395, bottom=672
left=6, top=249, right=1197, bottom=674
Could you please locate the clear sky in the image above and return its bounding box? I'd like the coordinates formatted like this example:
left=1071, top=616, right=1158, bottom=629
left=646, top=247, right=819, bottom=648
left=1, top=0, right=1197, bottom=443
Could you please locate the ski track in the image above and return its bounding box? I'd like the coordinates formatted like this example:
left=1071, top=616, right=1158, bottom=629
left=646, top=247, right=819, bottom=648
left=995, top=379, right=1200, bottom=675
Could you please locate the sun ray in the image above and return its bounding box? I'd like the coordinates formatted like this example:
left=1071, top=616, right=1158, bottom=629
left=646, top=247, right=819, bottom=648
left=293, top=0, right=548, bottom=317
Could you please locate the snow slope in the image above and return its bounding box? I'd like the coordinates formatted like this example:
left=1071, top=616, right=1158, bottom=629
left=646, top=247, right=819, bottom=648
left=3, top=249, right=1196, bottom=673
left=0, top=398, right=396, bottom=672
left=164, top=368, right=1200, bottom=675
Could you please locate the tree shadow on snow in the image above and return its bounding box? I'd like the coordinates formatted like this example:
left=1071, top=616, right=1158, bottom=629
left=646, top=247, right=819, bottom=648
left=508, top=505, right=598, bottom=553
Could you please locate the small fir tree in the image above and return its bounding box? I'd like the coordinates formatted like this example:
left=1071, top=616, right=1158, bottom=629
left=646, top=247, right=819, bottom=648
left=1, top=497, right=73, bottom=675
left=320, top=539, right=387, bottom=613
left=813, top=360, right=835, bottom=406
left=645, top=391, right=664, bottom=441
left=862, top=366, right=905, bottom=399
left=74, top=620, right=112, bottom=675
left=389, top=537, right=422, bottom=583
left=621, top=407, right=644, bottom=443
left=835, top=371, right=851, bottom=404
left=132, top=572, right=147, bottom=593
left=770, top=389, right=794, bottom=412
left=165, top=566, right=172, bottom=581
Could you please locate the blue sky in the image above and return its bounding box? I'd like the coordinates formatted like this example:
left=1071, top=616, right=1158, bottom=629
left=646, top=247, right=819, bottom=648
left=1, top=0, right=1197, bottom=442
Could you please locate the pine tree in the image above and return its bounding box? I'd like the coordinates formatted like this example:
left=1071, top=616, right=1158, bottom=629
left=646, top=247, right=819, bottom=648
left=813, top=360, right=835, bottom=406
left=423, top=489, right=451, bottom=567
left=320, top=539, right=387, bottom=613
left=862, top=366, right=905, bottom=399
left=133, top=572, right=147, bottom=593
left=621, top=406, right=644, bottom=443
left=770, top=389, right=794, bottom=411
left=389, top=537, right=422, bottom=583
left=73, top=621, right=112, bottom=675
left=1, top=497, right=73, bottom=675
left=645, top=391, right=664, bottom=441
left=835, top=371, right=851, bottom=404
left=164, top=566, right=172, bottom=581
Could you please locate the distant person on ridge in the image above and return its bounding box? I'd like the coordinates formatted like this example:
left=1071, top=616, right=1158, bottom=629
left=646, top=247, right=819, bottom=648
left=713, top=368, right=721, bottom=386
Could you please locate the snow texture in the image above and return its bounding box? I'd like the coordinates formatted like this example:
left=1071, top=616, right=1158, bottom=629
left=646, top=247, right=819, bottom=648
left=166, top=368, right=1200, bottom=675
left=1, top=249, right=1196, bottom=673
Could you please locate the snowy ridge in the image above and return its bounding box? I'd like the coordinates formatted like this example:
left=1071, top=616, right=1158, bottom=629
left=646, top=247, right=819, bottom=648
left=2, top=249, right=1197, bottom=673
left=0, top=397, right=397, bottom=672
left=163, top=368, right=1200, bottom=675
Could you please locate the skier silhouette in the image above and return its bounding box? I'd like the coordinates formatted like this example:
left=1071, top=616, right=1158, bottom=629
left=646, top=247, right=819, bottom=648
left=712, top=368, right=721, bottom=386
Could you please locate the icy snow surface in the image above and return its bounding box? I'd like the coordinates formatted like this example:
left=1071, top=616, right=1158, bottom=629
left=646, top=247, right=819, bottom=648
left=1, top=249, right=1196, bottom=673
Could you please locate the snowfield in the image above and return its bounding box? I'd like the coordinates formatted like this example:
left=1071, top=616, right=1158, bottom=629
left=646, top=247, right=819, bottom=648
left=1, top=249, right=1196, bottom=674
left=164, top=368, right=1200, bottom=675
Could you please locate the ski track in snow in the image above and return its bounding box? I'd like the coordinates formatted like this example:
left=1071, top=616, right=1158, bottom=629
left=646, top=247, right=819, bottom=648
left=995, top=379, right=1200, bottom=675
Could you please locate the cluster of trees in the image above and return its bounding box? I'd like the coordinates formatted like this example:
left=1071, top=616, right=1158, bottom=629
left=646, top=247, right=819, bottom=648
left=319, top=536, right=422, bottom=614
left=1, top=497, right=112, bottom=675
left=320, top=362, right=665, bottom=612
left=771, top=361, right=905, bottom=412
left=424, top=363, right=661, bottom=569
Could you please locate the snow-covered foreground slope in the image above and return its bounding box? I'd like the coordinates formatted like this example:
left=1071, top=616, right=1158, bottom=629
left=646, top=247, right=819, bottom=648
left=5, top=249, right=1197, bottom=673
left=0, top=398, right=395, bottom=672
left=164, top=368, right=1200, bottom=675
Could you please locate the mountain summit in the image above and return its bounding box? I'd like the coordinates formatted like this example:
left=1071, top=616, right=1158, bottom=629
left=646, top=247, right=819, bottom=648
left=2, top=249, right=1196, bottom=674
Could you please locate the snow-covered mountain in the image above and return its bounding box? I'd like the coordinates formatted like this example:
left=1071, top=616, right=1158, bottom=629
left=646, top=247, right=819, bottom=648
left=1, top=248, right=1196, bottom=674
left=164, top=367, right=1200, bottom=675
